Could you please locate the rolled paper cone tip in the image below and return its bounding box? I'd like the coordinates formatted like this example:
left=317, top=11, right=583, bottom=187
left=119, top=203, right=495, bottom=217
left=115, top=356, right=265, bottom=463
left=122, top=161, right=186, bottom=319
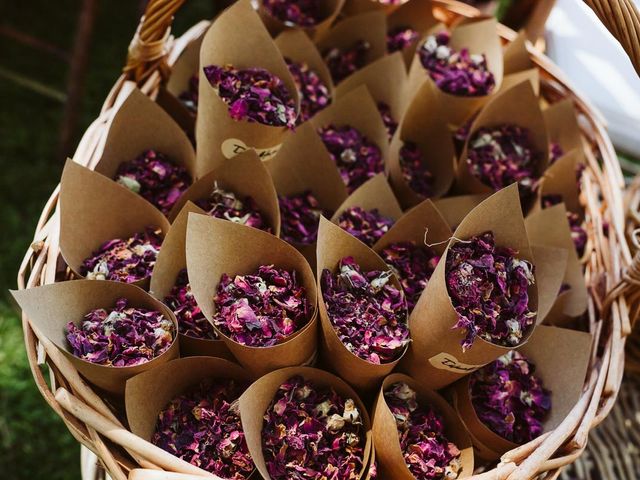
left=331, top=173, right=403, bottom=224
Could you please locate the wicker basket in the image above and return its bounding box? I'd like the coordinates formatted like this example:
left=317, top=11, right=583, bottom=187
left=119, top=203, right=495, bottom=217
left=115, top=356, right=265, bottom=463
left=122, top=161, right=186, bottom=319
left=16, top=1, right=640, bottom=479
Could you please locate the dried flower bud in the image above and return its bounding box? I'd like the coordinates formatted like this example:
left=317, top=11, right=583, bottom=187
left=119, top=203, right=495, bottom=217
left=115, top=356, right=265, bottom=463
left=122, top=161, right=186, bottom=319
left=541, top=195, right=587, bottom=256
left=179, top=74, right=199, bottom=114
left=387, top=26, right=420, bottom=53
left=285, top=57, right=332, bottom=124
left=278, top=191, right=327, bottom=245
left=66, top=298, right=174, bottom=366
left=399, top=142, right=435, bottom=198
left=263, top=0, right=323, bottom=26
left=323, top=40, right=371, bottom=84
left=377, top=102, right=398, bottom=140
left=196, top=182, right=270, bottom=232
left=337, top=206, right=395, bottom=247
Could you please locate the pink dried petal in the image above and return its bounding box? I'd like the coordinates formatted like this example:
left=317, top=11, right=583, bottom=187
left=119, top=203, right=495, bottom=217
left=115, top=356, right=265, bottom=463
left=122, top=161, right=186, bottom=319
left=337, top=207, right=395, bottom=247
left=399, top=142, right=435, bottom=198
left=323, top=40, right=370, bottom=84
left=263, top=0, right=323, bottom=26
left=387, top=26, right=420, bottom=53
left=286, top=58, right=331, bottom=124
left=278, top=191, right=327, bottom=245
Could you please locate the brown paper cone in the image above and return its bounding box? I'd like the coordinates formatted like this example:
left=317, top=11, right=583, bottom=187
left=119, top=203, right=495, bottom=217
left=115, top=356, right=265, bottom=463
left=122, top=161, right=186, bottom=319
left=316, top=216, right=408, bottom=391
left=372, top=373, right=474, bottom=479
left=529, top=245, right=568, bottom=323
left=239, top=366, right=373, bottom=480
left=196, top=0, right=299, bottom=174
left=402, top=184, right=538, bottom=389
left=11, top=280, right=179, bottom=395
left=536, top=149, right=583, bottom=215
left=433, top=194, right=489, bottom=230
left=543, top=99, right=584, bottom=158
left=169, top=149, right=281, bottom=236
left=388, top=1, right=438, bottom=66
left=186, top=213, right=318, bottom=377
left=503, top=31, right=534, bottom=75
left=257, top=0, right=345, bottom=38
left=500, top=68, right=540, bottom=96
left=341, top=0, right=396, bottom=16
left=452, top=324, right=593, bottom=459
left=59, top=159, right=171, bottom=287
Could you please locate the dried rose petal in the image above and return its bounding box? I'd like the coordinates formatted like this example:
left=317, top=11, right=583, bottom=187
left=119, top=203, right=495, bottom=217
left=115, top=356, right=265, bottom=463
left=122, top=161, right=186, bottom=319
left=115, top=150, right=191, bottom=216
left=380, top=241, right=440, bottom=312
left=387, top=26, right=420, bottom=53
left=446, top=231, right=536, bottom=351
left=337, top=206, right=395, bottom=247
left=323, top=40, right=371, bottom=84
left=179, top=74, right=199, bottom=114
left=278, top=191, right=327, bottom=245
left=419, top=32, right=495, bottom=96
left=377, top=102, right=398, bottom=140
left=466, top=124, right=541, bottom=200
left=321, top=256, right=409, bottom=364
left=81, top=227, right=163, bottom=283
left=164, top=268, right=218, bottom=340
left=212, top=265, right=310, bottom=347
left=263, top=375, right=365, bottom=479
left=66, top=298, right=174, bottom=366
left=470, top=351, right=551, bottom=444
left=285, top=57, right=331, bottom=124
left=384, top=382, right=462, bottom=479
left=152, top=379, right=254, bottom=478
left=541, top=195, right=587, bottom=256
left=263, top=0, right=323, bottom=26
left=195, top=182, right=270, bottom=232
left=318, top=124, right=384, bottom=193
left=549, top=142, right=564, bottom=164
left=399, top=142, right=435, bottom=198
left=203, top=64, right=297, bottom=128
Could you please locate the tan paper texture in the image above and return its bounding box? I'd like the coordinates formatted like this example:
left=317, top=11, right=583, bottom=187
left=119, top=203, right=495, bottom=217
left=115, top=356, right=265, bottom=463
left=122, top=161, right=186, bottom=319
left=529, top=245, right=568, bottom=323
left=372, top=373, right=474, bottom=479
left=186, top=213, right=318, bottom=377
left=256, top=0, right=344, bottom=37
left=239, top=366, right=372, bottom=480
left=388, top=1, right=438, bottom=66
left=543, top=99, right=584, bottom=159
left=503, top=32, right=534, bottom=75
left=536, top=149, right=583, bottom=215
left=433, top=194, right=489, bottom=230
left=12, top=280, right=179, bottom=395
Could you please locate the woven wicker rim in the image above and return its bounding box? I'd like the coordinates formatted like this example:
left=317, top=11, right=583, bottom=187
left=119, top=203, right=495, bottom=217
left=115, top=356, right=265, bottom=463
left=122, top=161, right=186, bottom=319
left=16, top=1, right=640, bottom=479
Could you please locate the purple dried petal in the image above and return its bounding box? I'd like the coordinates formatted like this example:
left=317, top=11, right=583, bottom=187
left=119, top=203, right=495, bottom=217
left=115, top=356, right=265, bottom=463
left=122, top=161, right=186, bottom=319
left=318, top=124, right=384, bottom=193
left=262, top=375, right=365, bottom=479
left=263, top=0, right=323, bottom=26
left=203, top=64, right=297, bottom=128
left=152, top=379, right=254, bottom=478
left=285, top=57, right=331, bottom=124
left=399, top=142, right=435, bottom=198
left=80, top=227, right=163, bottom=283
left=470, top=351, right=551, bottom=444
left=323, top=40, right=371, bottom=84
left=178, top=74, right=199, bottom=114
left=278, top=191, right=327, bottom=245
left=419, top=32, right=495, bottom=97
left=377, top=102, right=398, bottom=140
left=115, top=150, right=192, bottom=216
left=446, top=231, right=536, bottom=351
left=380, top=241, right=440, bottom=312
left=541, top=195, right=587, bottom=256
left=65, top=297, right=174, bottom=366
left=321, top=256, right=409, bottom=364
left=195, top=183, right=270, bottom=232
left=549, top=142, right=564, bottom=164
left=387, top=26, right=420, bottom=53
left=384, top=382, right=462, bottom=479
left=212, top=265, right=310, bottom=347
left=337, top=207, right=395, bottom=247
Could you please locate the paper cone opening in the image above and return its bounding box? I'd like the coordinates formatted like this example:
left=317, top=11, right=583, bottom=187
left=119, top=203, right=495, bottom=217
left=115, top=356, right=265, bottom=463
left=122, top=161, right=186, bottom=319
left=433, top=194, right=489, bottom=230
left=257, top=0, right=345, bottom=37
left=387, top=1, right=438, bottom=66
left=544, top=99, right=584, bottom=161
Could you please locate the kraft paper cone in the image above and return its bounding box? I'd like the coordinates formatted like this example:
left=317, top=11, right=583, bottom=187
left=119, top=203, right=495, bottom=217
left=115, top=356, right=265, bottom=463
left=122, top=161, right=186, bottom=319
left=536, top=149, right=583, bottom=216
left=169, top=150, right=281, bottom=236
left=59, top=160, right=171, bottom=287
left=406, top=17, right=504, bottom=125
left=267, top=122, right=348, bottom=266
left=149, top=203, right=232, bottom=359
left=196, top=0, right=299, bottom=174
left=526, top=204, right=588, bottom=320
left=11, top=280, right=179, bottom=395
left=403, top=184, right=539, bottom=389
left=503, top=32, right=534, bottom=75
left=239, top=366, right=373, bottom=480
left=529, top=245, right=568, bottom=323
left=452, top=325, right=593, bottom=459
left=126, top=357, right=251, bottom=446
left=433, top=194, right=489, bottom=230
left=256, top=0, right=344, bottom=37
left=500, top=68, right=540, bottom=96
left=341, top=0, right=386, bottom=15
left=372, top=373, right=474, bottom=479
left=186, top=214, right=318, bottom=377
left=388, top=0, right=438, bottom=66
left=316, top=216, right=408, bottom=391
left=543, top=99, right=584, bottom=158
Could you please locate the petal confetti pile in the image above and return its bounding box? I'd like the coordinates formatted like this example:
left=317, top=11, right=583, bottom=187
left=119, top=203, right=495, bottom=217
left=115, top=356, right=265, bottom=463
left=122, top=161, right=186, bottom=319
left=152, top=379, right=254, bottom=478
left=446, top=231, right=536, bottom=351
left=115, top=149, right=192, bottom=216
left=542, top=195, right=587, bottom=256
left=337, top=206, right=395, bottom=247
left=278, top=191, right=326, bottom=245
left=285, top=57, right=332, bottom=124
left=387, top=26, right=420, bottom=53
left=380, top=241, right=440, bottom=312
left=163, top=268, right=218, bottom=340
left=262, top=375, right=365, bottom=479
left=470, top=351, right=551, bottom=444
left=212, top=265, right=310, bottom=347
left=179, top=74, right=199, bottom=114
left=318, top=124, right=384, bottom=193
left=66, top=298, right=174, bottom=366
left=384, top=382, right=462, bottom=479
left=203, top=65, right=297, bottom=127
left=81, top=227, right=163, bottom=283
left=323, top=40, right=371, bottom=83
left=377, top=101, right=398, bottom=139
left=399, top=141, right=435, bottom=198
left=263, top=0, right=323, bottom=27
left=419, top=32, right=495, bottom=96
left=321, top=257, right=409, bottom=364
left=195, top=183, right=270, bottom=232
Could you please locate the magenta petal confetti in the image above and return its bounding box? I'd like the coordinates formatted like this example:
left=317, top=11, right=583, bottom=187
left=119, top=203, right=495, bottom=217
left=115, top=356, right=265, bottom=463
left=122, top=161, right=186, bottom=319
left=377, top=102, right=398, bottom=140
left=446, top=231, right=536, bottom=351
left=318, top=124, right=384, bottom=193
left=278, top=191, right=326, bottom=245
left=212, top=265, right=310, bottom=347
left=549, top=142, right=564, bottom=164
left=384, top=382, right=462, bottom=479
left=178, top=74, right=199, bottom=114
left=81, top=227, right=163, bottom=283
left=419, top=32, right=495, bottom=97
left=263, top=0, right=323, bottom=26
left=337, top=207, right=395, bottom=247
left=387, top=26, right=420, bottom=53
left=152, top=379, right=254, bottom=478
left=203, top=65, right=297, bottom=128
left=541, top=195, right=587, bottom=256
left=66, top=298, right=174, bottom=366
left=115, top=150, right=191, bottom=216
left=286, top=57, right=331, bottom=124
left=323, top=40, right=371, bottom=84
left=195, top=183, right=270, bottom=232
left=262, top=375, right=365, bottom=479
left=399, top=142, right=435, bottom=198
left=470, top=351, right=551, bottom=444
left=321, top=256, right=409, bottom=364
